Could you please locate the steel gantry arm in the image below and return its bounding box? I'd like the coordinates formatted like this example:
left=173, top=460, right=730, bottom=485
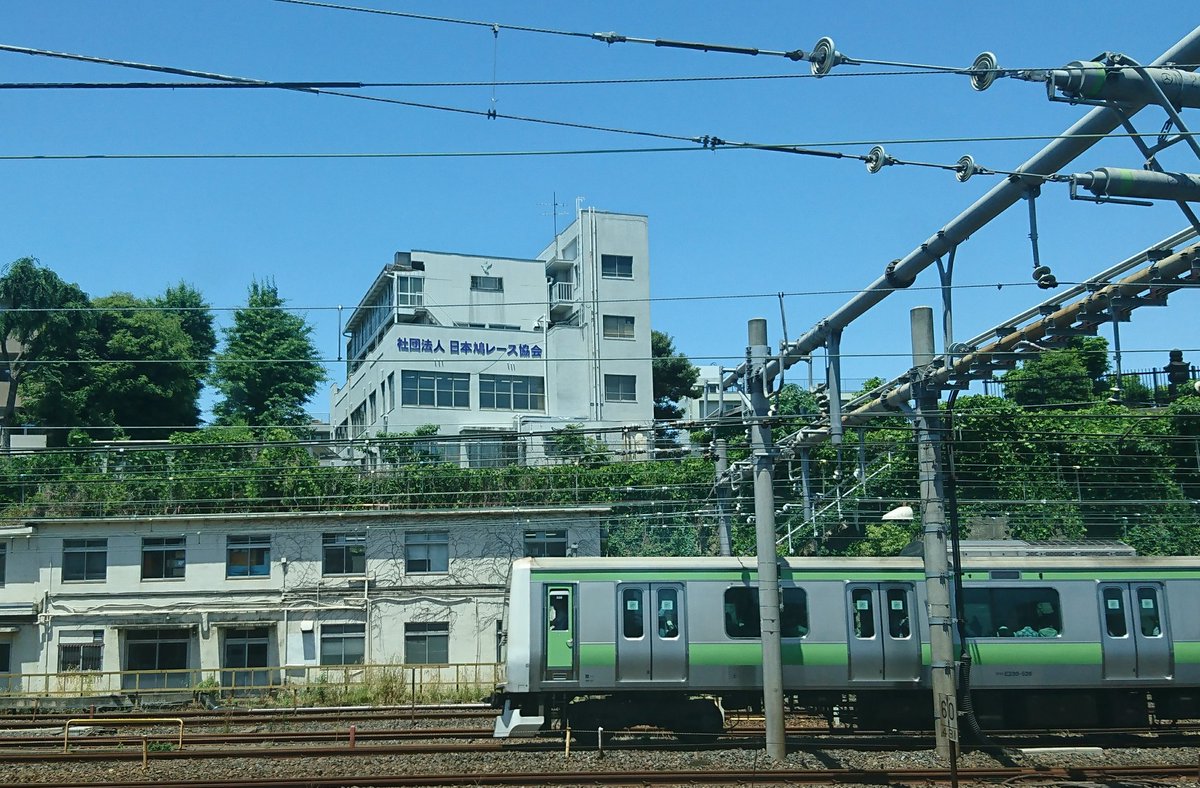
left=721, top=25, right=1200, bottom=394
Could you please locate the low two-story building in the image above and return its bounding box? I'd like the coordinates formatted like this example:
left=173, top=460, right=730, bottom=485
left=0, top=507, right=605, bottom=697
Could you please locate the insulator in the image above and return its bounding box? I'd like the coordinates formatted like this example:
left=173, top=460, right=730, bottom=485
left=1031, top=265, right=1052, bottom=280
left=1073, top=168, right=1200, bottom=202
left=956, top=155, right=978, bottom=182
left=969, top=52, right=998, bottom=92
left=1049, top=61, right=1200, bottom=108
left=809, top=37, right=842, bottom=77
left=1037, top=274, right=1058, bottom=290
left=865, top=145, right=893, bottom=174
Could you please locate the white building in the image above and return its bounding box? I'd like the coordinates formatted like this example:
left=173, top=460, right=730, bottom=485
left=330, top=209, right=654, bottom=466
left=0, top=507, right=605, bottom=698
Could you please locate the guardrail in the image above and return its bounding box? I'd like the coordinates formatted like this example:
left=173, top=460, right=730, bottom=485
left=0, top=661, right=504, bottom=704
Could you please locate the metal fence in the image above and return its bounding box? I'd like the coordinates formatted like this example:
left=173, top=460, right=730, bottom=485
left=0, top=662, right=503, bottom=706
left=981, top=365, right=1198, bottom=404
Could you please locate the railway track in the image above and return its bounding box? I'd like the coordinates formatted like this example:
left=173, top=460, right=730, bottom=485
left=26, top=763, right=1200, bottom=787
left=0, top=705, right=492, bottom=729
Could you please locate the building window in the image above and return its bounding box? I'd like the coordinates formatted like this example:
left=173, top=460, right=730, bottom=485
left=405, top=531, right=449, bottom=574
left=601, top=254, right=633, bottom=279
left=602, top=314, right=635, bottom=339
left=223, top=627, right=270, bottom=689
left=401, top=370, right=469, bottom=408
left=323, top=532, right=366, bottom=575
left=479, top=374, right=545, bottom=411
left=604, top=374, right=637, bottom=402
left=470, top=275, right=504, bottom=292
left=395, top=274, right=424, bottom=307
left=368, top=391, right=377, bottom=424
left=141, top=537, right=186, bottom=580
left=0, top=543, right=5, bottom=586
left=405, top=622, right=449, bottom=664
left=123, top=628, right=191, bottom=689
left=350, top=401, right=367, bottom=437
left=525, top=530, right=567, bottom=557
left=227, top=535, right=271, bottom=578
left=463, top=432, right=518, bottom=468
left=62, top=539, right=107, bottom=582
left=387, top=372, right=396, bottom=411
left=59, top=635, right=104, bottom=672
left=320, top=624, right=365, bottom=665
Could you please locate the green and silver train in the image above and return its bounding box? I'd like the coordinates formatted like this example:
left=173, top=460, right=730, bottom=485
left=492, top=554, right=1200, bottom=737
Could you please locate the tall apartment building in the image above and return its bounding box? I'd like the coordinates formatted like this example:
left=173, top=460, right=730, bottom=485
left=329, top=209, right=654, bottom=465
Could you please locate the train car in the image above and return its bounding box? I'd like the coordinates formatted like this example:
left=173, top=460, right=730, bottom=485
left=492, top=554, right=1200, bottom=737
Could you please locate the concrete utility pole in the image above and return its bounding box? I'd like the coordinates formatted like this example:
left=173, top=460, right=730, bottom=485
left=747, top=318, right=786, bottom=761
left=909, top=307, right=958, bottom=761
left=714, top=439, right=733, bottom=557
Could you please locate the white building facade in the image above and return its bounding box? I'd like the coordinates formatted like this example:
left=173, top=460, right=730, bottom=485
left=330, top=209, right=654, bottom=466
left=0, top=507, right=605, bottom=698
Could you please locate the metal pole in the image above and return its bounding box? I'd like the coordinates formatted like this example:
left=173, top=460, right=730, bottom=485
left=910, top=307, right=957, bottom=762
left=714, top=439, right=733, bottom=557
left=747, top=318, right=786, bottom=762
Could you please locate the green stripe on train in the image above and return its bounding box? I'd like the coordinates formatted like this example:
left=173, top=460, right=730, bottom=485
left=531, top=570, right=925, bottom=583
left=968, top=641, right=1102, bottom=664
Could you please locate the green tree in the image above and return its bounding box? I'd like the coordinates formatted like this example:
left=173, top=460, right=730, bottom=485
left=74, top=293, right=201, bottom=439
left=156, top=281, right=217, bottom=371
left=651, top=330, right=700, bottom=422
left=211, top=279, right=325, bottom=429
left=1002, top=337, right=1109, bottom=408
left=0, top=258, right=96, bottom=447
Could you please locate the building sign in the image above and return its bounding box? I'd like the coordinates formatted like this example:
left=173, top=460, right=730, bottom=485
left=397, top=336, right=543, bottom=358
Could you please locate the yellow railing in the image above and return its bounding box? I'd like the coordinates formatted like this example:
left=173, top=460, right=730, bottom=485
left=0, top=662, right=504, bottom=704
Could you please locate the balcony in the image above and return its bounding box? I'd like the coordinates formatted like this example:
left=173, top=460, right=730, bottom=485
left=549, top=281, right=575, bottom=319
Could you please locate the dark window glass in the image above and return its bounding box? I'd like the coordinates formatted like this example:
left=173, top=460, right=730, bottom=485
left=470, top=275, right=504, bottom=292
left=60, top=642, right=103, bottom=672
left=780, top=588, right=809, bottom=638
left=724, top=587, right=761, bottom=639
left=320, top=624, right=365, bottom=666
left=63, top=539, right=107, bottom=582
left=549, top=594, right=569, bottom=632
left=603, top=374, right=637, bottom=402
left=405, top=622, right=449, bottom=664
left=322, top=532, right=366, bottom=575
left=479, top=374, right=545, bottom=411
left=0, top=543, right=6, bottom=586
left=141, top=537, right=186, bottom=580
left=524, top=530, right=567, bottom=557
left=851, top=589, right=875, bottom=639
left=401, top=371, right=469, bottom=408
left=622, top=588, right=644, bottom=639
left=657, top=588, right=679, bottom=639
left=404, top=532, right=448, bottom=573
left=886, top=588, right=911, bottom=639
left=123, top=628, right=191, bottom=689
left=962, top=587, right=1062, bottom=638
left=1137, top=588, right=1162, bottom=637
left=1102, top=588, right=1127, bottom=637
left=601, top=254, right=633, bottom=279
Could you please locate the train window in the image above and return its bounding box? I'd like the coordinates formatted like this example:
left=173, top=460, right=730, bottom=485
left=549, top=594, right=569, bottom=632
left=1136, top=588, right=1162, bottom=637
left=963, top=587, right=1062, bottom=638
left=851, top=589, right=875, bottom=639
left=886, top=589, right=911, bottom=639
left=657, top=589, right=679, bottom=639
left=622, top=588, right=644, bottom=639
left=1102, top=588, right=1127, bottom=637
left=781, top=588, right=809, bottom=638
left=724, top=588, right=761, bottom=639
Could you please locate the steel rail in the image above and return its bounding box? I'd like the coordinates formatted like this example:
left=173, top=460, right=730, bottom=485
left=721, top=25, right=1200, bottom=392
left=27, top=763, right=1200, bottom=787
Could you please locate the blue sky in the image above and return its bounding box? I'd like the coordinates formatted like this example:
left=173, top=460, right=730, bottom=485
left=1, top=2, right=1197, bottom=420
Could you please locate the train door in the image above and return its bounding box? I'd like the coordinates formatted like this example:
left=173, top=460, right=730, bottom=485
left=616, top=583, right=687, bottom=683
left=1098, top=583, right=1172, bottom=681
left=543, top=585, right=576, bottom=682
left=845, top=583, right=921, bottom=682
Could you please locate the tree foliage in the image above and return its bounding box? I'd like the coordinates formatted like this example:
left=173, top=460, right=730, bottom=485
left=1001, top=337, right=1109, bottom=408
left=211, top=279, right=325, bottom=430
left=0, top=258, right=96, bottom=447
left=651, top=330, right=700, bottom=421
